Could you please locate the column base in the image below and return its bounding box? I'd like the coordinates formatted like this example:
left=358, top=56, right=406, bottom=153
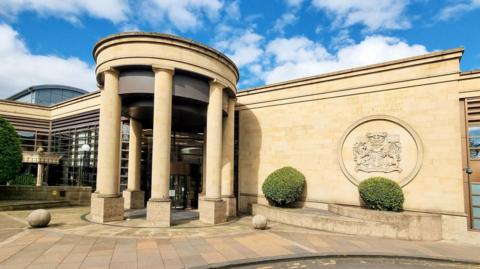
left=123, top=190, right=145, bottom=210
left=146, top=199, right=171, bottom=227
left=90, top=193, right=124, bottom=223
left=222, top=196, right=237, bottom=217
left=199, top=198, right=226, bottom=224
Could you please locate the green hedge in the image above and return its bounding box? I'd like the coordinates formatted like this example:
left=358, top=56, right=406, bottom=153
left=262, top=166, right=305, bottom=207
left=359, top=177, right=404, bottom=212
left=0, top=118, right=22, bottom=185
left=10, top=173, right=36, bottom=186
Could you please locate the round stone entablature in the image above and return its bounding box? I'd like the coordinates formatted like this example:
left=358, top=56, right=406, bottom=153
left=338, top=115, right=423, bottom=187
left=93, top=32, right=239, bottom=94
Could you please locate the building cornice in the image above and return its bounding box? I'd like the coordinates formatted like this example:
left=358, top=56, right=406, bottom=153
left=238, top=47, right=464, bottom=96
left=93, top=32, right=239, bottom=82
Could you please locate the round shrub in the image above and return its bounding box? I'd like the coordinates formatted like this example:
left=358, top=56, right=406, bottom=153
left=262, top=166, right=305, bottom=207
left=0, top=118, right=22, bottom=185
left=359, top=177, right=404, bottom=212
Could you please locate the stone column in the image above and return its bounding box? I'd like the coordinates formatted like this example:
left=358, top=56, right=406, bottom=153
left=221, top=98, right=236, bottom=217
left=200, top=128, right=207, bottom=196
left=123, top=117, right=145, bottom=210
left=36, top=163, right=44, bottom=187
left=90, top=68, right=124, bottom=223
left=199, top=80, right=226, bottom=224
left=146, top=66, right=174, bottom=227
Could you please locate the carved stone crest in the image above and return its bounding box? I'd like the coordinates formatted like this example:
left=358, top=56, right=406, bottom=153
left=353, top=132, right=402, bottom=173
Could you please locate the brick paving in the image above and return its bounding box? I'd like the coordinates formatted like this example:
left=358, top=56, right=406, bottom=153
left=0, top=207, right=479, bottom=269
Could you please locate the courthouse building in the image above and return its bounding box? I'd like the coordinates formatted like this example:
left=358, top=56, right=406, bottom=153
left=0, top=33, right=479, bottom=235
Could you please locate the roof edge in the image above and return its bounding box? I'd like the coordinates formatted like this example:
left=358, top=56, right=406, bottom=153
left=92, top=32, right=240, bottom=81
left=239, top=47, right=464, bottom=94
left=6, top=84, right=88, bottom=100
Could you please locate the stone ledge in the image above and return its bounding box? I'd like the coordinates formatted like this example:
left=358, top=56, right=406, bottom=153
left=252, top=204, right=442, bottom=241
left=0, top=185, right=92, bottom=206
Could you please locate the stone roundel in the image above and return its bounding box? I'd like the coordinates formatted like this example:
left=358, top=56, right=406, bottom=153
left=338, top=115, right=423, bottom=187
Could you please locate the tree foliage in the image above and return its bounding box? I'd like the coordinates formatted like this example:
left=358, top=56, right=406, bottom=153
left=0, top=117, right=22, bottom=184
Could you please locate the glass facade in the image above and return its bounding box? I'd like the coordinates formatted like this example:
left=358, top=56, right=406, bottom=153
left=9, top=87, right=86, bottom=106
left=17, top=130, right=49, bottom=151
left=50, top=126, right=99, bottom=187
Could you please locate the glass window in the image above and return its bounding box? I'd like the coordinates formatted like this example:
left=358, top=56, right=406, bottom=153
left=473, top=184, right=480, bottom=195
left=16, top=93, right=34, bottom=104
left=473, top=196, right=480, bottom=206
left=473, top=207, right=480, bottom=218
left=469, top=127, right=480, bottom=160
left=474, top=219, right=480, bottom=229
left=51, top=125, right=99, bottom=187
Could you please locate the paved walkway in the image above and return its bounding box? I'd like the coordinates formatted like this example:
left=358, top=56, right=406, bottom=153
left=0, top=207, right=479, bottom=269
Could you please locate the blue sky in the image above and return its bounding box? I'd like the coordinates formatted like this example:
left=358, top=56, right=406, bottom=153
left=0, top=0, right=479, bottom=98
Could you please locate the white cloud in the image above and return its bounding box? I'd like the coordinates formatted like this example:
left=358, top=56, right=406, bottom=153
left=273, top=13, right=298, bottom=34
left=0, top=0, right=129, bottom=24
left=266, top=37, right=331, bottom=64
left=225, top=0, right=241, bottom=20
left=285, top=0, right=304, bottom=8
left=438, top=0, right=480, bottom=20
left=262, top=35, right=428, bottom=84
left=0, top=24, right=96, bottom=98
left=215, top=30, right=264, bottom=68
left=311, top=0, right=411, bottom=31
left=139, top=0, right=223, bottom=32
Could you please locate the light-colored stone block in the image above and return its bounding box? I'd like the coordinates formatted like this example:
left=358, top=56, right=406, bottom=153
left=123, top=190, right=145, bottom=210
left=26, top=209, right=51, bottom=228
left=146, top=199, right=171, bottom=227
left=199, top=198, right=226, bottom=224
left=252, top=214, right=267, bottom=229
left=223, top=196, right=237, bottom=217
left=90, top=193, right=124, bottom=223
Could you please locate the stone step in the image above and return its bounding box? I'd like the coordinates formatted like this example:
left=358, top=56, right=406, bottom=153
left=252, top=204, right=442, bottom=241
left=327, top=204, right=442, bottom=241
left=0, top=200, right=70, bottom=211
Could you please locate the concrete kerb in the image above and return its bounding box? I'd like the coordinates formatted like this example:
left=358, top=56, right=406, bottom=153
left=189, top=253, right=480, bottom=269
left=81, top=212, right=243, bottom=229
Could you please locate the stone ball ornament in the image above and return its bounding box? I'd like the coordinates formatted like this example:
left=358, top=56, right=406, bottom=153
left=252, top=214, right=267, bottom=229
left=26, top=209, right=51, bottom=228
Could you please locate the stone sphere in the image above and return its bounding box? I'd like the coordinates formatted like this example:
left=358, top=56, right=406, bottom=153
left=26, top=209, right=51, bottom=228
left=252, top=214, right=267, bottom=229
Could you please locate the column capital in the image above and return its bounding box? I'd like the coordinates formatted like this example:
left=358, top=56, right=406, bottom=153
left=209, top=79, right=226, bottom=89
left=152, top=65, right=175, bottom=75
left=102, top=67, right=119, bottom=76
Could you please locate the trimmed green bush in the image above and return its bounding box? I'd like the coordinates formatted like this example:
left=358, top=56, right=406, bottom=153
left=359, top=177, right=404, bottom=212
left=10, top=173, right=36, bottom=186
left=262, top=166, right=306, bottom=207
left=0, top=118, right=22, bottom=185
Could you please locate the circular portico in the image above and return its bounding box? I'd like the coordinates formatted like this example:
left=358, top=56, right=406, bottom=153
left=89, top=32, right=239, bottom=226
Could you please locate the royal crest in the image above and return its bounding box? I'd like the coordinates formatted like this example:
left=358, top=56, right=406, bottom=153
left=353, top=132, right=402, bottom=173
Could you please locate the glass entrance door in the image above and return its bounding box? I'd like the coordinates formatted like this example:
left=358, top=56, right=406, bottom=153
left=170, top=175, right=187, bottom=209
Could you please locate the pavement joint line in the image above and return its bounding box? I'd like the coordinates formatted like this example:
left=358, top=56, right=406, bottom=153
left=0, top=212, right=29, bottom=225
left=265, top=231, right=317, bottom=253
left=187, top=252, right=480, bottom=269
left=0, top=229, right=30, bottom=247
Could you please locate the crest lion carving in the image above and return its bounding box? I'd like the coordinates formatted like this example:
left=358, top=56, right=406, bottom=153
left=353, top=132, right=402, bottom=173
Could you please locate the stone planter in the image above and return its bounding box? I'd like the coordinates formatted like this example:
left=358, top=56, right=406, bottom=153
left=252, top=203, right=443, bottom=241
